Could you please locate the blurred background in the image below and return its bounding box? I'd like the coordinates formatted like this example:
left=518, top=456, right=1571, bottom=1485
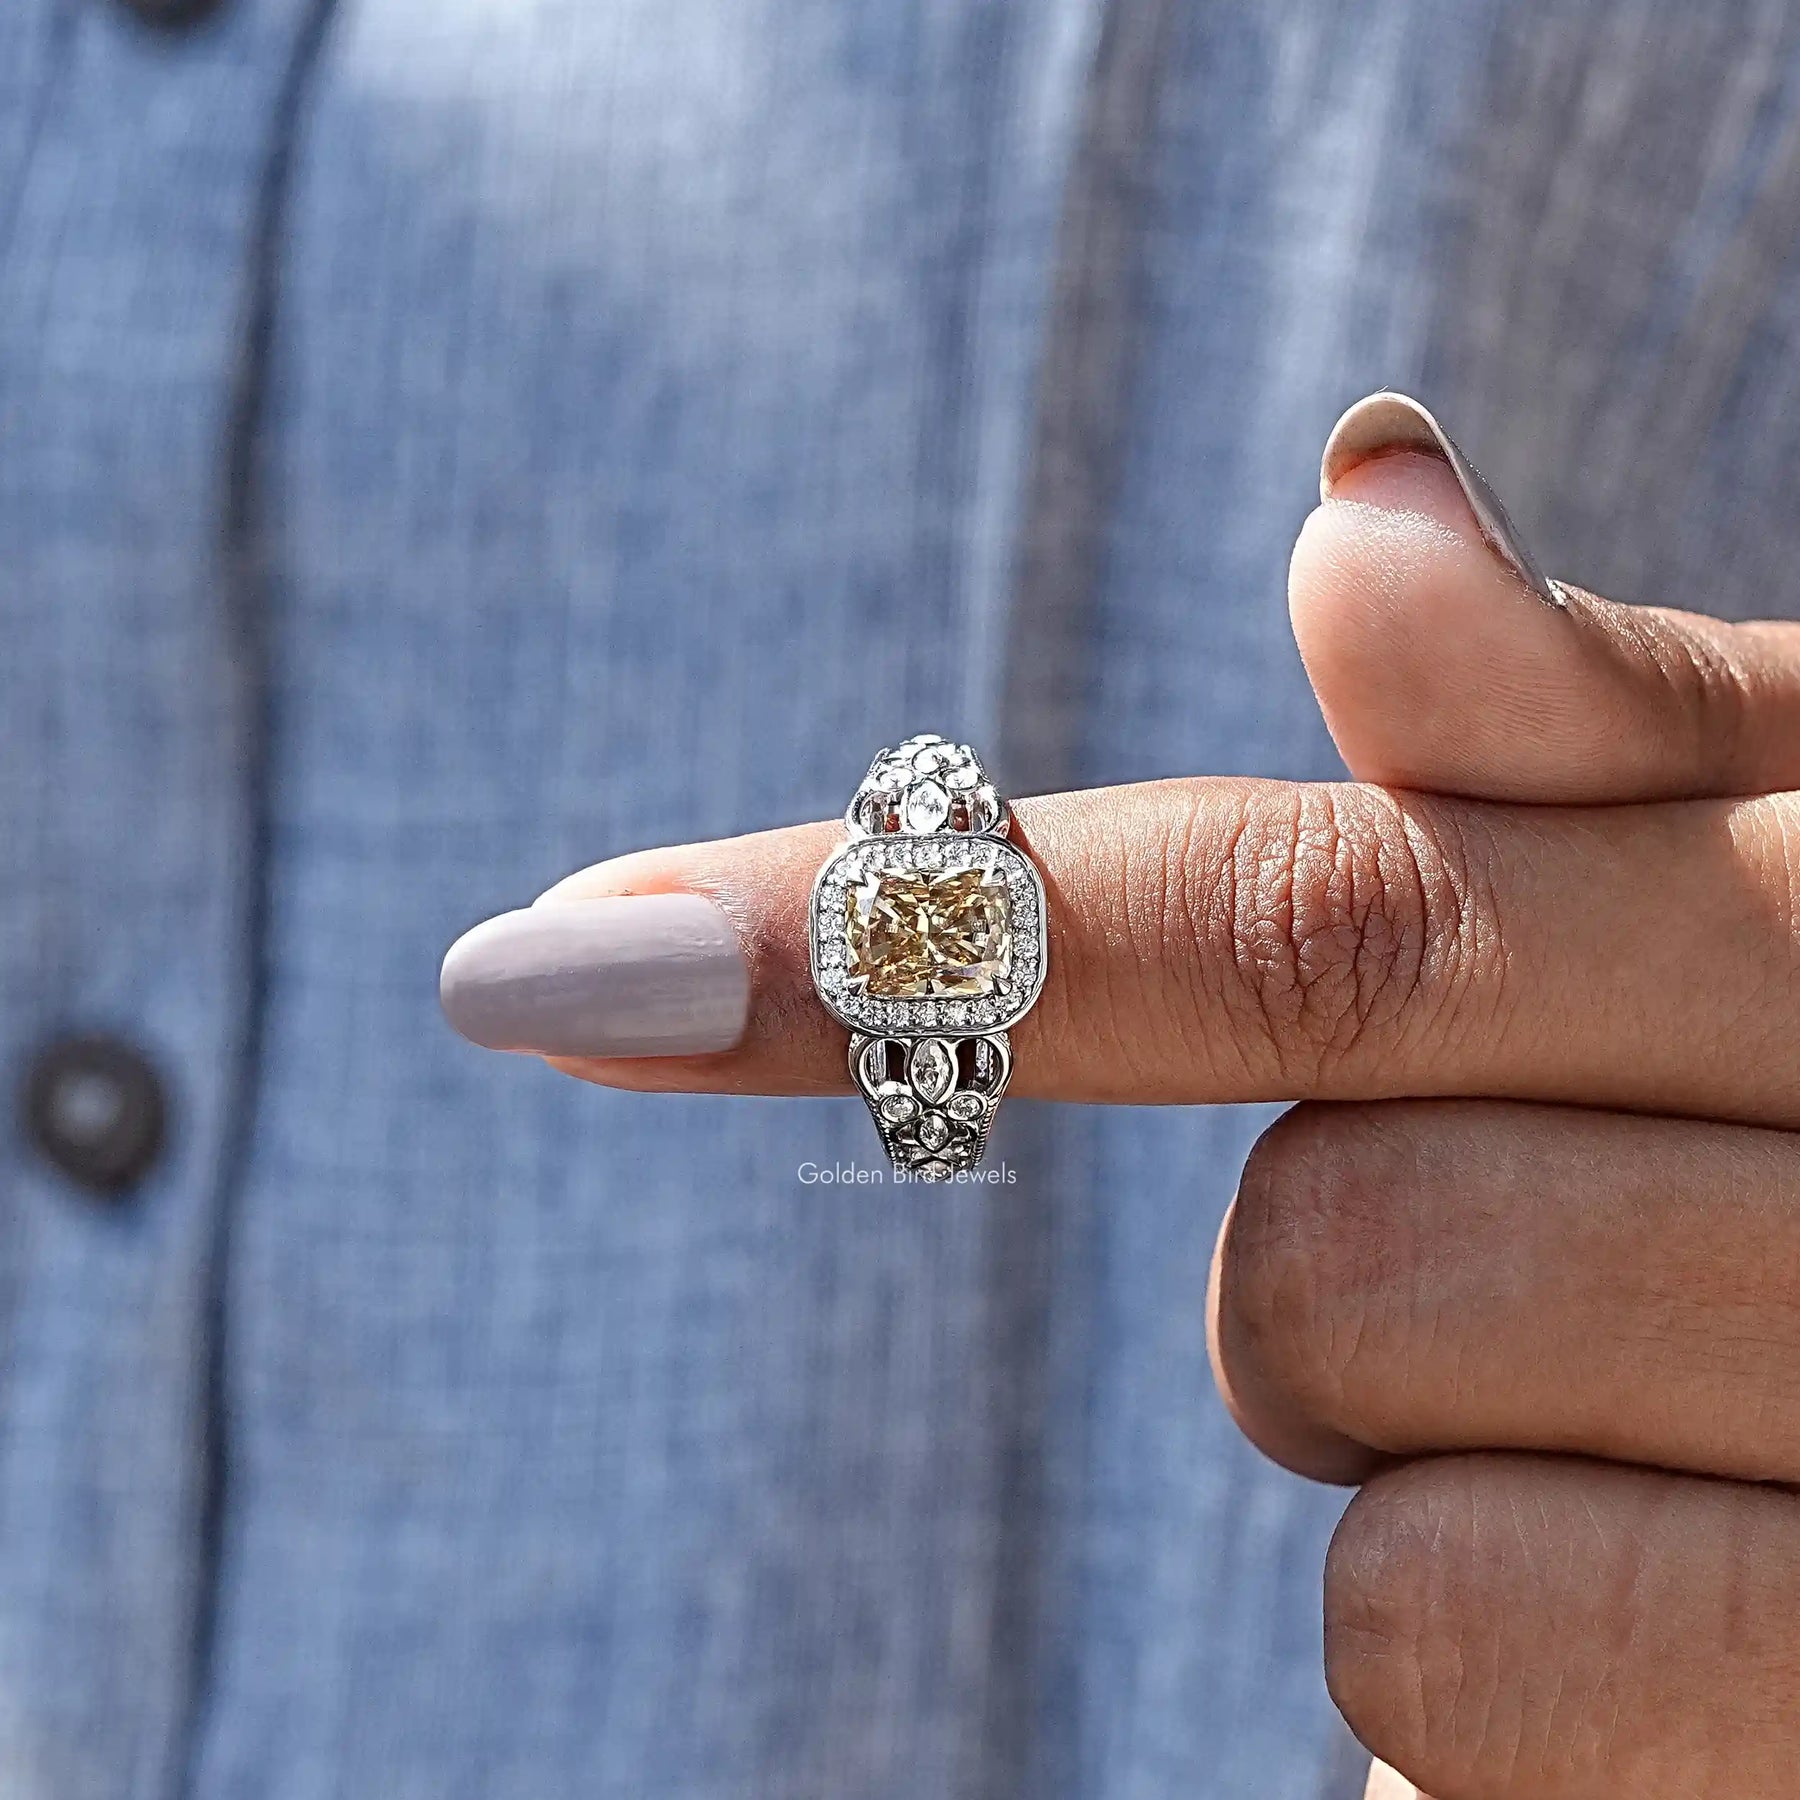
left=4, top=2, right=1799, bottom=1796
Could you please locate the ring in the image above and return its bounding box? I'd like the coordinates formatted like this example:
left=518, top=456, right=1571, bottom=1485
left=809, top=735, right=1048, bottom=1181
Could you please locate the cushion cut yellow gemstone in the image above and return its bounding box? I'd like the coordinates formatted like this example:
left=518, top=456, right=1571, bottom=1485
left=845, top=863, right=1013, bottom=998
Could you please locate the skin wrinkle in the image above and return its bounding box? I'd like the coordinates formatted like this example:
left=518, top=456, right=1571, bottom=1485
left=1224, top=1127, right=1322, bottom=1392
left=1434, top=1479, right=1483, bottom=1780
left=1197, top=791, right=1262, bottom=1089
left=1376, top=1150, right=1437, bottom=1426
left=1356, top=794, right=1504, bottom=1085
left=1386, top=807, right=1450, bottom=1062
left=1314, top=794, right=1364, bottom=1052
left=1229, top=784, right=1307, bottom=1077
left=1661, top=616, right=1748, bottom=780
left=1324, top=1276, right=1375, bottom=1437
left=1336, top=1469, right=1482, bottom=1778
left=1574, top=1481, right=1636, bottom=1787
left=1569, top=1487, right=1633, bottom=1785
left=1057, top=803, right=1130, bottom=1083
left=1340, top=1462, right=1800, bottom=1796
left=1737, top=622, right=1800, bottom=777
left=1538, top=1660, right=1575, bottom=1794
left=1332, top=797, right=1393, bottom=1059
left=1416, top=803, right=1519, bottom=1079
left=1470, top=1479, right=1533, bottom=1786
left=1630, top=603, right=1799, bottom=798
left=1307, top=790, right=1413, bottom=1070
left=1242, top=1114, right=1399, bottom=1438
left=1324, top=1494, right=1430, bottom=1763
left=1144, top=787, right=1203, bottom=1093
left=1548, top=1530, right=1624, bottom=1791
left=1220, top=786, right=1480, bottom=1093
left=1225, top=1101, right=1800, bottom=1487
left=1094, top=801, right=1173, bottom=1098
left=1414, top=1273, right=1458, bottom=1430
left=1579, top=592, right=1717, bottom=773
left=1341, top=1132, right=1430, bottom=1437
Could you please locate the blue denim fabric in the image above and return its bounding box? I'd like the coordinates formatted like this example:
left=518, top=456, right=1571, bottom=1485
left=4, top=1, right=1800, bottom=1796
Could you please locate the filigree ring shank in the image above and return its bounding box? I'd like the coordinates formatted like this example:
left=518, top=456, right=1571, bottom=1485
left=809, top=735, right=1048, bottom=1181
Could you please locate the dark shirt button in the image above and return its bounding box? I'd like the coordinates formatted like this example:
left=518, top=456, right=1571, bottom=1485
left=117, top=0, right=229, bottom=28
left=19, top=1036, right=169, bottom=1198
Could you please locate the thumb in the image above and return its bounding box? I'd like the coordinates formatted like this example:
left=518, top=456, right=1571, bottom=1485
left=1290, top=391, right=1800, bottom=804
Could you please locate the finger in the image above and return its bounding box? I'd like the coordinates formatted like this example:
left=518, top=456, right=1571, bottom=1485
left=1291, top=391, right=1800, bottom=803
left=1327, top=1454, right=1800, bottom=1800
left=1209, top=1100, right=1800, bottom=1486
left=441, top=777, right=1800, bottom=1127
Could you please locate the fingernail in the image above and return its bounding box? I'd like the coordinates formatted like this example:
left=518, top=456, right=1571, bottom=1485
left=1320, top=391, right=1566, bottom=610
left=1363, top=1760, right=1421, bottom=1800
left=440, top=895, right=750, bottom=1057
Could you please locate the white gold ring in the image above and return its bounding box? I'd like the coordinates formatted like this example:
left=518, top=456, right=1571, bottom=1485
left=809, top=735, right=1048, bottom=1180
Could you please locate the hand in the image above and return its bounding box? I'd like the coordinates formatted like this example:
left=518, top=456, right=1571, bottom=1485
left=1213, top=405, right=1800, bottom=1800
left=441, top=398, right=1800, bottom=1798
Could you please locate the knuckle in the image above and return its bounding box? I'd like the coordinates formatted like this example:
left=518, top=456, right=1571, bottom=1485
left=1225, top=1106, right=1409, bottom=1433
left=1325, top=1461, right=1517, bottom=1794
left=1208, top=787, right=1502, bottom=1085
left=1625, top=610, right=1753, bottom=778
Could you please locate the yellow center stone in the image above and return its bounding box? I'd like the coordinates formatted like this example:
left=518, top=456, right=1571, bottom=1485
left=845, top=862, right=1013, bottom=998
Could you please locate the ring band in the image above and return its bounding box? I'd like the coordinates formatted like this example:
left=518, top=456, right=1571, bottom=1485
left=809, top=735, right=1048, bottom=1180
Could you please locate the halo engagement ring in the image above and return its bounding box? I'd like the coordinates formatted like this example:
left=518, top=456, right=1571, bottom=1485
left=808, top=735, right=1049, bottom=1180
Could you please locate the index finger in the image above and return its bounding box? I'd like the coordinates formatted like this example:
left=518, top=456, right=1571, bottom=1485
left=442, top=776, right=1800, bottom=1129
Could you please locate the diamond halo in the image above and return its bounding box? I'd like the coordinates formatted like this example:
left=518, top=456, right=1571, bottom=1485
left=809, top=831, right=1047, bottom=1038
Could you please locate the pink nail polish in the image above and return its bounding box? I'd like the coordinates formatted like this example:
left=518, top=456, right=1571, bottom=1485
left=440, top=895, right=750, bottom=1057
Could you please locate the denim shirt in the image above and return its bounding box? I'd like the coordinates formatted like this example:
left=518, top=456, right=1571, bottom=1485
left=4, top=2, right=1799, bottom=1796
